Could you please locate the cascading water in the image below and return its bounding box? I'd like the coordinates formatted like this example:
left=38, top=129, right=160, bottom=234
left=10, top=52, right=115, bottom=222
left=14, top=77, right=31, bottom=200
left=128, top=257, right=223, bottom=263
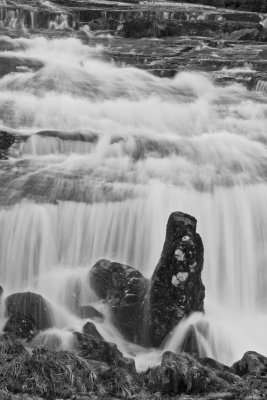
left=1, top=34, right=267, bottom=371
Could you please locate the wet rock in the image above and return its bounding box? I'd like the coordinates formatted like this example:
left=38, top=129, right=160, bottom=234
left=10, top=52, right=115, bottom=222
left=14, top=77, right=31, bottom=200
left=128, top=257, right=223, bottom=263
left=228, top=28, right=260, bottom=41
left=145, top=351, right=233, bottom=395
left=0, top=131, right=15, bottom=160
left=73, top=331, right=136, bottom=371
left=79, top=305, right=104, bottom=320
left=5, top=292, right=53, bottom=334
left=180, top=324, right=200, bottom=356
left=90, top=259, right=148, bottom=345
left=150, top=212, right=205, bottom=347
left=82, top=321, right=103, bottom=340
left=232, top=351, right=267, bottom=377
left=199, top=357, right=243, bottom=385
left=3, top=313, right=35, bottom=340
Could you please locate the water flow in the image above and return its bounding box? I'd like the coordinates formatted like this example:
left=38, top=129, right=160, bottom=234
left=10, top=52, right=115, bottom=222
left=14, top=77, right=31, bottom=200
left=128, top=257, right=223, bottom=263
left=0, top=36, right=267, bottom=369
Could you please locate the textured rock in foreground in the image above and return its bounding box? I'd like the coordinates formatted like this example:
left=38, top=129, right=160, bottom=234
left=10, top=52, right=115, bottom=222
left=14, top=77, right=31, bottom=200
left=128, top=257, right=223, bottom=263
left=0, top=333, right=139, bottom=399
left=150, top=212, right=205, bottom=347
left=232, top=351, right=267, bottom=376
left=145, top=351, right=243, bottom=395
left=90, top=259, right=148, bottom=345
left=1, top=326, right=267, bottom=399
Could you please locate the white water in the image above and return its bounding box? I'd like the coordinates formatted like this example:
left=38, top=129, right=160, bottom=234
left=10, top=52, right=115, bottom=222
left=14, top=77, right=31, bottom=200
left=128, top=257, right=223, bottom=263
left=1, top=36, right=267, bottom=370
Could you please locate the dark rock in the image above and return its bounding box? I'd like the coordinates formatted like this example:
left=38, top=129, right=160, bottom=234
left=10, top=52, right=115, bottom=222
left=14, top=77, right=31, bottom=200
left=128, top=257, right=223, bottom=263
left=73, top=331, right=136, bottom=372
left=90, top=259, right=148, bottom=345
left=150, top=212, right=205, bottom=347
left=0, top=131, right=15, bottom=160
left=0, top=341, right=139, bottom=399
left=180, top=324, right=199, bottom=356
left=3, top=313, right=35, bottom=340
left=145, top=351, right=234, bottom=395
left=82, top=321, right=103, bottom=340
left=228, top=28, right=260, bottom=41
left=5, top=292, right=53, bottom=333
left=199, top=357, right=243, bottom=385
left=232, top=351, right=267, bottom=377
left=0, top=286, right=3, bottom=297
left=179, top=0, right=267, bottom=13
left=0, top=333, right=28, bottom=362
left=79, top=305, right=104, bottom=320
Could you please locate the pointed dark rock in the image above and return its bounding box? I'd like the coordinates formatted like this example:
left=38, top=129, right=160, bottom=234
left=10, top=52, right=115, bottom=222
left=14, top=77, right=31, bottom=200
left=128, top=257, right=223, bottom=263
left=150, top=212, right=205, bottom=347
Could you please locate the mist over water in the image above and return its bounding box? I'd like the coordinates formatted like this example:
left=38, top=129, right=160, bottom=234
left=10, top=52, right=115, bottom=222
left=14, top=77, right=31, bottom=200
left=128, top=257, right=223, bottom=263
left=1, top=35, right=267, bottom=370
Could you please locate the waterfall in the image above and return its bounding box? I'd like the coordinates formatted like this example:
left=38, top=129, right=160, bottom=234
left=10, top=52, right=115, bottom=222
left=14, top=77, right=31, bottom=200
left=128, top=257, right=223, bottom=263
left=1, top=35, right=267, bottom=370
left=256, top=79, right=267, bottom=94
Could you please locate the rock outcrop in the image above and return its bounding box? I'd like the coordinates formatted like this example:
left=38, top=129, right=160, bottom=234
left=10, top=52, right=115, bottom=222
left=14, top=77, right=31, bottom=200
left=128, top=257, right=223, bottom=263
left=4, top=292, right=53, bottom=339
left=82, top=321, right=103, bottom=340
left=73, top=331, right=136, bottom=372
left=232, top=351, right=267, bottom=377
left=150, top=212, right=205, bottom=347
left=0, top=131, right=15, bottom=160
left=90, top=259, right=148, bottom=345
left=145, top=351, right=244, bottom=396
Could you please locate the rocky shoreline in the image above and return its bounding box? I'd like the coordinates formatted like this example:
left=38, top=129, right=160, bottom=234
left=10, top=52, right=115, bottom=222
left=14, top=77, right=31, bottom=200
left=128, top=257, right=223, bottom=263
left=1, top=213, right=267, bottom=399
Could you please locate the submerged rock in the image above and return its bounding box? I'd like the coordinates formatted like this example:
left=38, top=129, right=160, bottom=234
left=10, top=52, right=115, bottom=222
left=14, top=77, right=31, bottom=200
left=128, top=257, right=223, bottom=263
left=79, top=305, right=104, bottom=320
left=82, top=321, right=103, bottom=340
left=150, top=212, right=205, bottom=347
left=5, top=292, right=53, bottom=338
left=90, top=259, right=148, bottom=345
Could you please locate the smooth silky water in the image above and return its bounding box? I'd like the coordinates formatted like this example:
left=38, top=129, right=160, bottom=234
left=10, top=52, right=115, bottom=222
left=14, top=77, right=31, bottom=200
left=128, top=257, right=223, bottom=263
left=0, top=35, right=267, bottom=371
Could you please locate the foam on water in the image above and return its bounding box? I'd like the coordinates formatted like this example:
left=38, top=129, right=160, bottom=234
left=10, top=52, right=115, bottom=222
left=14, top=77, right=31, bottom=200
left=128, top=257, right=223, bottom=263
left=1, top=36, right=267, bottom=370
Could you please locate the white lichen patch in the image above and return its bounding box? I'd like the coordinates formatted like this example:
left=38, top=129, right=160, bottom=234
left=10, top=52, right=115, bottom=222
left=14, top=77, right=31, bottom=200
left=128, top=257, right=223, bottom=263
left=182, top=236, right=190, bottom=242
left=174, top=248, right=185, bottom=261
left=189, top=262, right=197, bottom=272
left=171, top=272, right=189, bottom=287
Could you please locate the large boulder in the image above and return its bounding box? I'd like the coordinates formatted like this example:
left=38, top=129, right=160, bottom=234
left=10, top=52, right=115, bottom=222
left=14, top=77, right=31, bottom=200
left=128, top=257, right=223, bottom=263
left=89, top=260, right=148, bottom=345
left=145, top=351, right=237, bottom=395
left=4, top=292, right=53, bottom=339
left=232, top=351, right=267, bottom=377
left=150, top=212, right=205, bottom=347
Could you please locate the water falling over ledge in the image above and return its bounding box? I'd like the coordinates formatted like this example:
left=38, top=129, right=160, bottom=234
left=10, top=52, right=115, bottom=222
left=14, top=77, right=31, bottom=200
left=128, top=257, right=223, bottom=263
left=0, top=28, right=267, bottom=375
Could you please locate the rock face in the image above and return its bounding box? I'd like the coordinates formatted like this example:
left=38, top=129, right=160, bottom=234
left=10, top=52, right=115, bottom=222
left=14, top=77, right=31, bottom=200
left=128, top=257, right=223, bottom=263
left=82, top=321, right=103, bottom=340
left=5, top=292, right=53, bottom=338
left=0, top=131, right=15, bottom=160
left=232, top=351, right=267, bottom=377
left=4, top=313, right=35, bottom=340
left=0, top=333, right=138, bottom=400
left=90, top=259, right=148, bottom=345
left=145, top=351, right=243, bottom=395
left=73, top=331, right=135, bottom=372
left=150, top=212, right=205, bottom=347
